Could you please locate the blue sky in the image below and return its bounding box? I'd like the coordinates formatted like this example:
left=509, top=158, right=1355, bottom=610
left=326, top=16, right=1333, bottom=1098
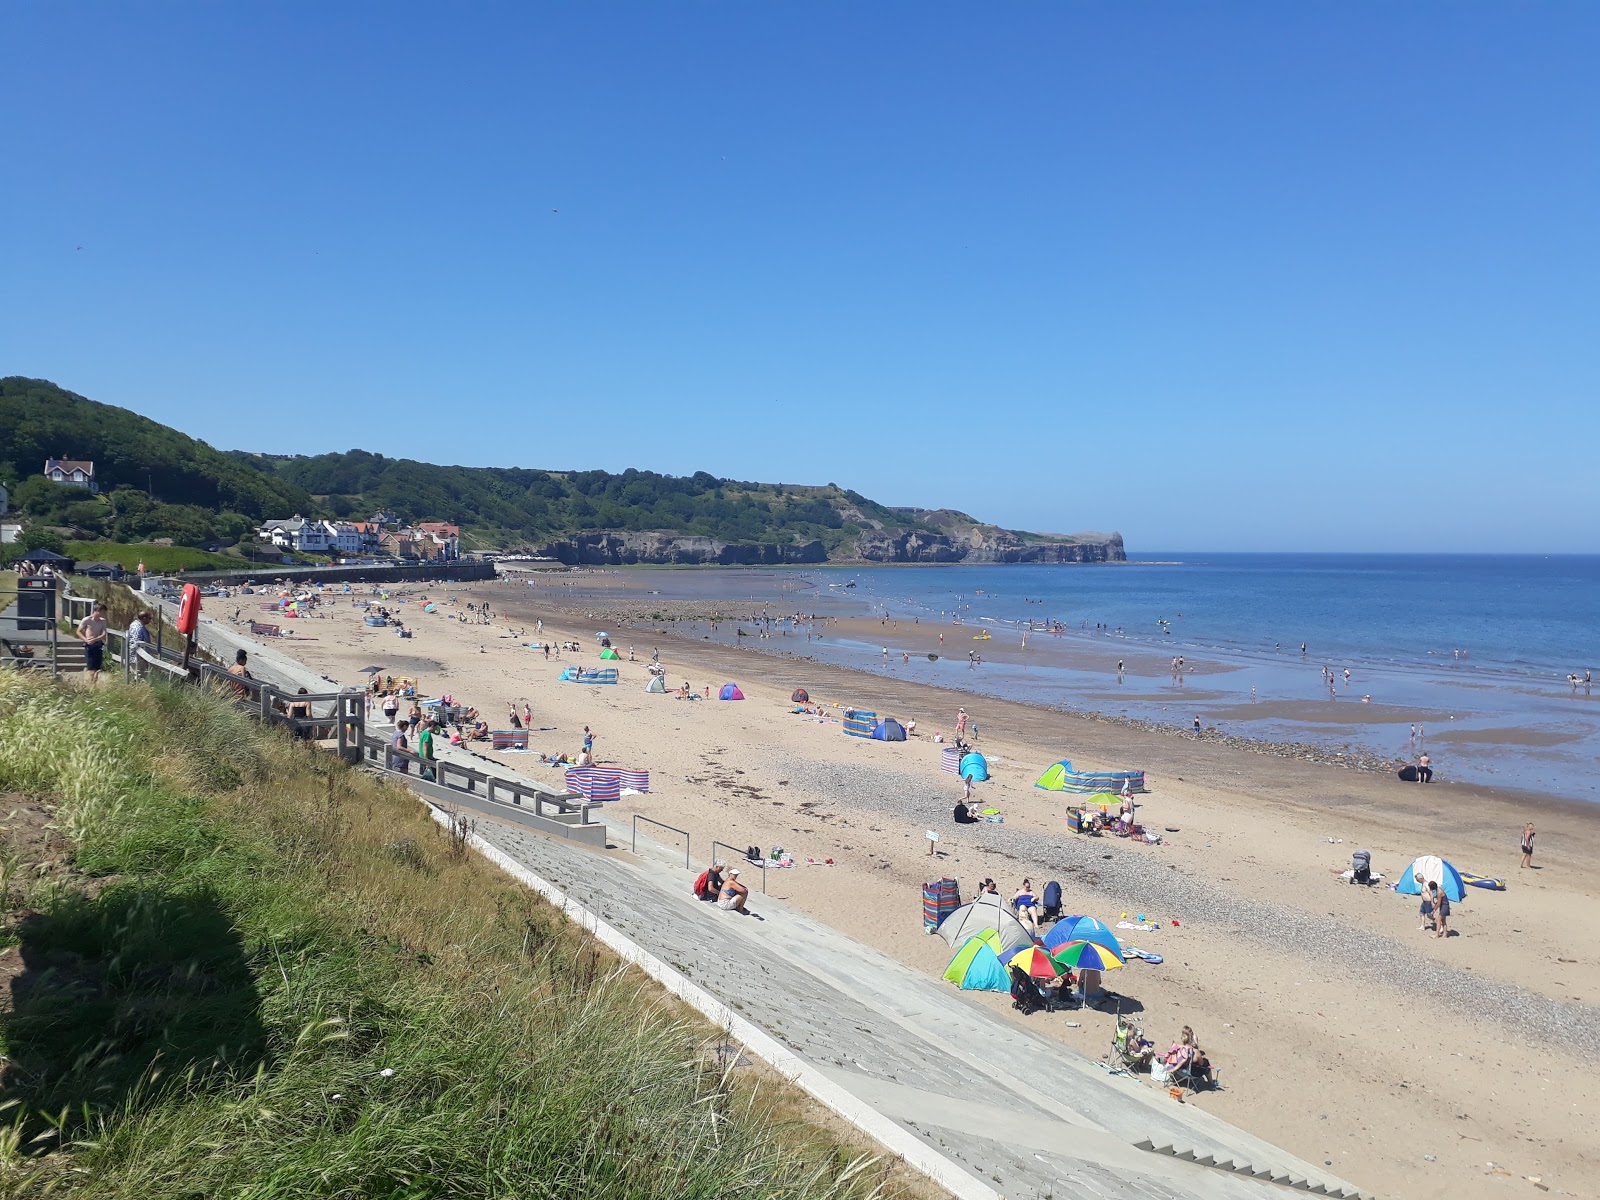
left=3, top=3, right=1595, bottom=552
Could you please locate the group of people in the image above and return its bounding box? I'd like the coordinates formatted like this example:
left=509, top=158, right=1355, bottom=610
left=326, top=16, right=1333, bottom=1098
left=74, top=602, right=157, bottom=683
left=691, top=860, right=755, bottom=916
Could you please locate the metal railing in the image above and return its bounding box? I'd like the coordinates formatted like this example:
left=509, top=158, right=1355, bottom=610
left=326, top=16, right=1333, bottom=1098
left=358, top=733, right=596, bottom=834
left=0, top=579, right=63, bottom=675
left=633, top=814, right=690, bottom=867
left=713, top=840, right=766, bottom=894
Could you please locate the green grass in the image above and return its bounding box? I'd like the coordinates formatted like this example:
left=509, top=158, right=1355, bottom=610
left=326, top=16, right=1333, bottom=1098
left=0, top=674, right=913, bottom=1199
left=64, top=542, right=245, bottom=572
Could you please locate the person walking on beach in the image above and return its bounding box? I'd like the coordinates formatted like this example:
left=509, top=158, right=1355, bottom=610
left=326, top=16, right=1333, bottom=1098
left=1193, top=716, right=1201, bottom=737
left=956, top=708, right=968, bottom=737
left=382, top=691, right=400, bottom=725
left=1417, top=752, right=1432, bottom=783
left=1521, top=822, right=1536, bottom=869
left=583, top=726, right=594, bottom=757
left=1427, top=880, right=1450, bottom=938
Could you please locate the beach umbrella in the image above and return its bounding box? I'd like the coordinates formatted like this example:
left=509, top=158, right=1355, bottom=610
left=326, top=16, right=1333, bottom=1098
left=1081, top=792, right=1124, bottom=810
left=1007, top=946, right=1061, bottom=979
left=1047, top=916, right=1124, bottom=957
left=358, top=665, right=384, bottom=674
left=1050, top=940, right=1125, bottom=973
left=1039, top=919, right=1089, bottom=951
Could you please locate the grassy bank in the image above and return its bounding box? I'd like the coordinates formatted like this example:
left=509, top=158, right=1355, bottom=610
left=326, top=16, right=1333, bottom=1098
left=0, top=673, right=915, bottom=1198
left=63, top=543, right=245, bottom=572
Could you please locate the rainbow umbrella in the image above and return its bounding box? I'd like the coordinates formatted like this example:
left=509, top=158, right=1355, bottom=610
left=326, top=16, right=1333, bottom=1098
left=1050, top=940, right=1124, bottom=973
left=1048, top=915, right=1124, bottom=957
left=1007, top=946, right=1061, bottom=979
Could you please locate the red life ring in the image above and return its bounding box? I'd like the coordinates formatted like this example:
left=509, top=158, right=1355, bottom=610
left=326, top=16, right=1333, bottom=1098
left=176, top=583, right=202, bottom=636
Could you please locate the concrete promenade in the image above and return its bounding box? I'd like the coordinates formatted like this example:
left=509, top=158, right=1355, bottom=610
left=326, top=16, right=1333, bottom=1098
left=452, top=781, right=1370, bottom=1200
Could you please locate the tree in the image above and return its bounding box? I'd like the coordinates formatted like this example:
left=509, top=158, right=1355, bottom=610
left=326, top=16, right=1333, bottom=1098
left=18, top=526, right=66, bottom=555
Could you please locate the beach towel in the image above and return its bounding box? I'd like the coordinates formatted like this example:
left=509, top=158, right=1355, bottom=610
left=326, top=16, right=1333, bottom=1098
left=1116, top=921, right=1157, bottom=932
left=1124, top=947, right=1164, bottom=964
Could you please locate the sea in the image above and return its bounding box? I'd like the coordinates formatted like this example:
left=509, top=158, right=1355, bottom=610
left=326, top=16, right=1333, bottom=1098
left=562, top=554, right=1600, bottom=801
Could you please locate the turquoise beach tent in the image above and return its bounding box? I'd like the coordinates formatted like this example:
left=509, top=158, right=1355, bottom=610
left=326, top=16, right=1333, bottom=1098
left=1395, top=855, right=1466, bottom=902
left=959, top=752, right=989, bottom=781
left=941, top=938, right=1011, bottom=993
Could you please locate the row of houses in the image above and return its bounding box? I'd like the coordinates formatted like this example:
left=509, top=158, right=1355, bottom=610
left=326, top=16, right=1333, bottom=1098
left=257, top=516, right=460, bottom=561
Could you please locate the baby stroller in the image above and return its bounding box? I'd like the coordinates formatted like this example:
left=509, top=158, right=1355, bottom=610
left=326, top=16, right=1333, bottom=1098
left=1009, top=966, right=1045, bottom=1015
left=1041, top=880, right=1063, bottom=922
left=1351, top=850, right=1372, bottom=886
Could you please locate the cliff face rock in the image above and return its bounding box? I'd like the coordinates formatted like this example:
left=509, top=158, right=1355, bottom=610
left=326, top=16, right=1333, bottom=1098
left=528, top=527, right=1125, bottom=566
left=853, top=527, right=1124, bottom=564
left=533, top=531, right=827, bottom=566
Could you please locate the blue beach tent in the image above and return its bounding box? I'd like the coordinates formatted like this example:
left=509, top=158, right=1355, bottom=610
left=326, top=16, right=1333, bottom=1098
left=959, top=752, right=989, bottom=781
left=872, top=718, right=907, bottom=742
left=941, top=938, right=1012, bottom=993
left=1395, top=855, right=1466, bottom=902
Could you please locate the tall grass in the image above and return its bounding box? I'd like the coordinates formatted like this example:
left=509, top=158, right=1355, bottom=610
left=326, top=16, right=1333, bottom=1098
left=0, top=673, right=919, bottom=1199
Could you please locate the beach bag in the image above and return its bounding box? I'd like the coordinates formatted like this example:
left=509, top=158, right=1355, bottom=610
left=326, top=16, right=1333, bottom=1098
left=1042, top=880, right=1062, bottom=916
left=692, top=869, right=712, bottom=899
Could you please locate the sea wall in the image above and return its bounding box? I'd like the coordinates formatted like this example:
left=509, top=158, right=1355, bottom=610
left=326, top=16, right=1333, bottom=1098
left=177, top=561, right=498, bottom=587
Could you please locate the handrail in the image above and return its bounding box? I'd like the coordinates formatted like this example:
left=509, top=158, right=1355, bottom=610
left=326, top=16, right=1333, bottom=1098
left=136, top=645, right=189, bottom=678
left=713, top=839, right=766, bottom=895
left=633, top=814, right=690, bottom=867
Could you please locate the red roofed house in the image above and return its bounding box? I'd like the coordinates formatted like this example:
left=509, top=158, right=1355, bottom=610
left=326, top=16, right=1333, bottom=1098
left=414, top=522, right=461, bottom=561
left=44, top=459, right=98, bottom=493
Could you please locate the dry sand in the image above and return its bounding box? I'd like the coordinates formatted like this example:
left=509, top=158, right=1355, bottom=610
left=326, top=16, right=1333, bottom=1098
left=254, top=576, right=1599, bottom=1200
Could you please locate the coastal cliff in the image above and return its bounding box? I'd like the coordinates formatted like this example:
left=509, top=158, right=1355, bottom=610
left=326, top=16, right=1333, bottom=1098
left=531, top=526, right=1124, bottom=566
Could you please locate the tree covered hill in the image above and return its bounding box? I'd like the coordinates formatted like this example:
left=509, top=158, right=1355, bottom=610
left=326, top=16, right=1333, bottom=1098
left=0, top=378, right=1121, bottom=562
left=254, top=448, right=928, bottom=552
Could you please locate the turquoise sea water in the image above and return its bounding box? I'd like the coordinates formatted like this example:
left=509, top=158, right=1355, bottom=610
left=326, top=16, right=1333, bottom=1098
left=566, top=555, right=1600, bottom=800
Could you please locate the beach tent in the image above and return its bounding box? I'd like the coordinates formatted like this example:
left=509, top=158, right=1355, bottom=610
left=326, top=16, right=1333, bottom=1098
left=940, top=746, right=962, bottom=774
left=844, top=709, right=877, bottom=738
left=936, top=894, right=1031, bottom=951
left=644, top=674, right=667, bottom=693
left=959, top=751, right=989, bottom=781
left=872, top=717, right=907, bottom=742
left=599, top=647, right=621, bottom=660
left=791, top=688, right=810, bottom=703
left=1395, top=855, right=1467, bottom=902
left=942, top=938, right=1011, bottom=993
left=1034, top=760, right=1147, bottom=794
left=718, top=683, right=745, bottom=700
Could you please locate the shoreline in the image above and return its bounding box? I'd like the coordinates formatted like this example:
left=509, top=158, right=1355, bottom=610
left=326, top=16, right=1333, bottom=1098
left=245, top=576, right=1600, bottom=1200
left=518, top=586, right=1592, bottom=813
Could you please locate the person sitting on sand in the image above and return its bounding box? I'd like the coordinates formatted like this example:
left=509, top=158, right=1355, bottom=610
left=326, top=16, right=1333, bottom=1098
left=953, top=800, right=978, bottom=824
left=468, top=720, right=489, bottom=741
left=718, top=869, right=750, bottom=914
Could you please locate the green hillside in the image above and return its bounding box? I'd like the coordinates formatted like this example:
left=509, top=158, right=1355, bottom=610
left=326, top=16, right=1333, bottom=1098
left=0, top=377, right=314, bottom=548
left=259, top=449, right=928, bottom=552
left=1, top=378, right=1117, bottom=563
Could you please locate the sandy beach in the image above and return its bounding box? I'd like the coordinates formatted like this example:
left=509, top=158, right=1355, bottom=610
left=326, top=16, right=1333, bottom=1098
left=249, top=573, right=1600, bottom=1200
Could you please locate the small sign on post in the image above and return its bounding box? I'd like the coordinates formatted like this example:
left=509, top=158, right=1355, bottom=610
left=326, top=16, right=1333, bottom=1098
left=925, top=829, right=940, bottom=855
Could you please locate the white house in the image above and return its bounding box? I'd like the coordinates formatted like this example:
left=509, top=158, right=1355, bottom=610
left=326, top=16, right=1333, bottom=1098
left=258, top=516, right=332, bottom=554
left=328, top=522, right=364, bottom=554
left=44, top=459, right=98, bottom=492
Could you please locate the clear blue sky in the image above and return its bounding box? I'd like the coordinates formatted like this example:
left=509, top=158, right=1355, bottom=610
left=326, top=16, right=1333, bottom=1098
left=3, top=3, right=1595, bottom=552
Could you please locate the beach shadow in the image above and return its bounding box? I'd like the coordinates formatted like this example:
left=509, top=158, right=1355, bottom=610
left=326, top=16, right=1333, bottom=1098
left=0, top=886, right=265, bottom=1135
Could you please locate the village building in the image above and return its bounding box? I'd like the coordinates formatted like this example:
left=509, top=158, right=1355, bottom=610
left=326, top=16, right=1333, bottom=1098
left=44, top=459, right=98, bottom=492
